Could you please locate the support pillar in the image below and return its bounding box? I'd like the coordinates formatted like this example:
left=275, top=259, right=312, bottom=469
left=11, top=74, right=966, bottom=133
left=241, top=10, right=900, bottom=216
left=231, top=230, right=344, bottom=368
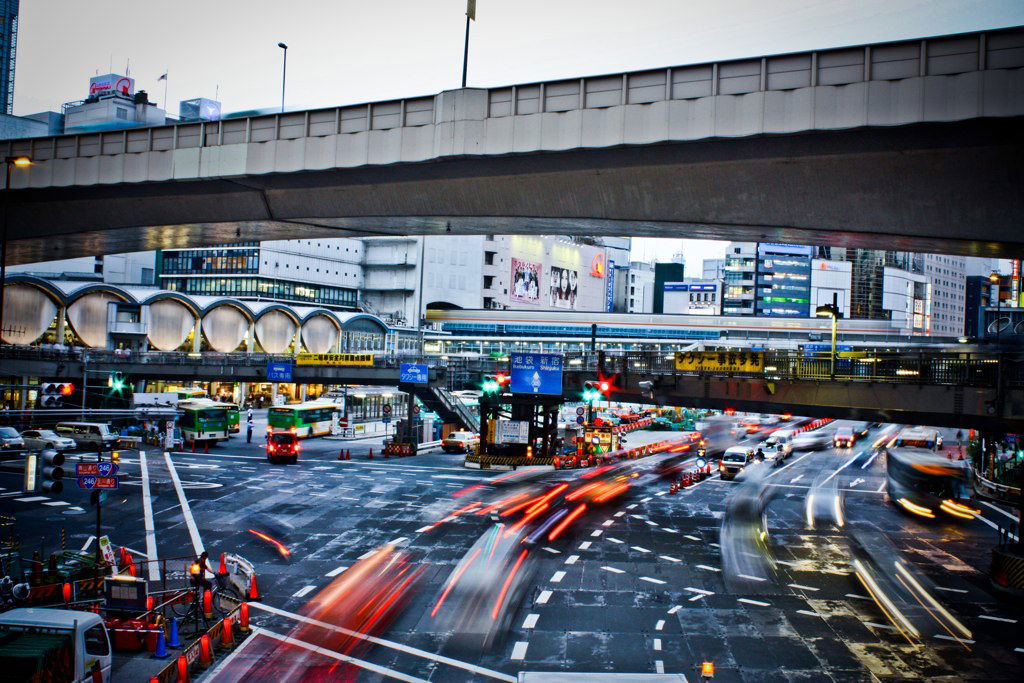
left=55, top=306, right=66, bottom=345
left=292, top=325, right=302, bottom=355
left=271, top=383, right=279, bottom=406
left=192, top=317, right=202, bottom=353
left=246, top=322, right=255, bottom=352
left=19, top=376, right=29, bottom=409
left=333, top=327, right=343, bottom=353
left=239, top=382, right=249, bottom=406
left=299, top=384, right=307, bottom=402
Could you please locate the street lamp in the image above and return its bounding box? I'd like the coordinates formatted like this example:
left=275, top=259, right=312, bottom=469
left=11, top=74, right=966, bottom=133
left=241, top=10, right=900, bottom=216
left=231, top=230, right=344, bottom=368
left=277, top=42, right=288, bottom=113
left=988, top=271, right=1002, bottom=344
left=815, top=293, right=840, bottom=380
left=1, top=155, right=31, bottom=340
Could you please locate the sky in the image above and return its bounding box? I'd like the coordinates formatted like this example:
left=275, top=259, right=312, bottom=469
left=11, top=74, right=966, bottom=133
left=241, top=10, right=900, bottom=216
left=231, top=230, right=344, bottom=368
left=13, top=0, right=1023, bottom=269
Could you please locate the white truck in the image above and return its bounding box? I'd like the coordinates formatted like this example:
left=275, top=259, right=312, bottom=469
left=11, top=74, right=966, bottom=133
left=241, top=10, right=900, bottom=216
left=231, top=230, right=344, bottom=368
left=0, top=608, right=112, bottom=682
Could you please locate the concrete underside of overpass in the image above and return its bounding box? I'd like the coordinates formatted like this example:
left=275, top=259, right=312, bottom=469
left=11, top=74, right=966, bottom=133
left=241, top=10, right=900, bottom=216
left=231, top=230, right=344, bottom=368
left=6, top=118, right=1023, bottom=265
left=598, top=377, right=1023, bottom=432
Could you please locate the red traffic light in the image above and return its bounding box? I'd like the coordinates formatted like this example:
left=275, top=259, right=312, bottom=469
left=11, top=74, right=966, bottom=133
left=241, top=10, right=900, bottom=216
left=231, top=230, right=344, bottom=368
left=495, top=373, right=509, bottom=386
left=598, top=381, right=610, bottom=394
left=60, top=383, right=74, bottom=396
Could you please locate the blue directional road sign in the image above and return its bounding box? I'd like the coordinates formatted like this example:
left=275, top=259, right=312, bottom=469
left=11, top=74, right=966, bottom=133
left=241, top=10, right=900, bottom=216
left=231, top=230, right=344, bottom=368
left=510, top=353, right=563, bottom=395
left=76, top=463, right=118, bottom=477
left=77, top=475, right=119, bottom=490
left=267, top=361, right=292, bottom=382
left=576, top=416, right=586, bottom=425
left=400, top=363, right=429, bottom=384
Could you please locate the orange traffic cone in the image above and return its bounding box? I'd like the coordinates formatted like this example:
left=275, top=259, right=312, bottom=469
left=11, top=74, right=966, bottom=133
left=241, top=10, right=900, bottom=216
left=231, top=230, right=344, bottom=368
left=218, top=552, right=227, bottom=576
left=199, top=635, right=212, bottom=667
left=248, top=573, right=261, bottom=601
left=367, top=448, right=373, bottom=459
left=221, top=617, right=234, bottom=649
left=202, top=589, right=213, bottom=619
left=177, top=654, right=190, bottom=681
left=239, top=603, right=250, bottom=633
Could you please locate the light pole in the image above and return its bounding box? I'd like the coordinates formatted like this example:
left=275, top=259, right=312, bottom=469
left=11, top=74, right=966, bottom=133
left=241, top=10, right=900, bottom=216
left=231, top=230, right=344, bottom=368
left=277, top=42, right=288, bottom=113
left=815, top=292, right=840, bottom=380
left=988, top=271, right=1002, bottom=344
left=1, top=156, right=31, bottom=341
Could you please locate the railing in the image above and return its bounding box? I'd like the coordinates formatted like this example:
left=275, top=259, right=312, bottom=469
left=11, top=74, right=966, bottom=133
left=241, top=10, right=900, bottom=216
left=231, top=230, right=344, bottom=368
left=3, top=27, right=1021, bottom=166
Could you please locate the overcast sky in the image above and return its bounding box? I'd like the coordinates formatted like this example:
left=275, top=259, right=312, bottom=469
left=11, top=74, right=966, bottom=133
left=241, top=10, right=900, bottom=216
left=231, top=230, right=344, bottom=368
left=15, top=0, right=1022, bottom=269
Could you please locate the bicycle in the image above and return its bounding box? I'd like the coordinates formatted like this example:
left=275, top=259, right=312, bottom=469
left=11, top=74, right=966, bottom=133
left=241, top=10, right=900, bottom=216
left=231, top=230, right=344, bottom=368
left=171, top=574, right=241, bottom=620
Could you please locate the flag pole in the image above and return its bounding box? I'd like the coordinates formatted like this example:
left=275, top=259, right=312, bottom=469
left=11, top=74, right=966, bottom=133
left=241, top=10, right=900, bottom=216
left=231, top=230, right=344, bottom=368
left=163, top=70, right=168, bottom=112
left=462, top=1, right=475, bottom=87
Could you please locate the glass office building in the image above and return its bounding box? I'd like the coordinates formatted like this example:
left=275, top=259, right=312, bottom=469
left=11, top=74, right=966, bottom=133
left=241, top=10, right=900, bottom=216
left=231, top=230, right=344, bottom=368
left=755, top=243, right=812, bottom=317
left=1, top=0, right=19, bottom=114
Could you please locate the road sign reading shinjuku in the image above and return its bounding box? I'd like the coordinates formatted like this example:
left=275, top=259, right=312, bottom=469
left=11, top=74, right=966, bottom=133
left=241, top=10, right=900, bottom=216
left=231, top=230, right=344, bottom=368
left=510, top=353, right=563, bottom=395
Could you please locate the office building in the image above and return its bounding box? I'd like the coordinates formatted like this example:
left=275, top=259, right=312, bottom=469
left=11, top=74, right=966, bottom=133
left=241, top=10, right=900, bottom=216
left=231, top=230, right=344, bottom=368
left=722, top=242, right=757, bottom=315
left=8, top=252, right=156, bottom=286
left=809, top=259, right=852, bottom=318
left=62, top=74, right=166, bottom=133
left=919, top=253, right=966, bottom=337
left=613, top=261, right=655, bottom=313
left=661, top=279, right=722, bottom=315
left=755, top=243, right=813, bottom=317
left=702, top=258, right=725, bottom=280
left=158, top=240, right=363, bottom=310
left=1, top=0, right=17, bottom=114
left=652, top=263, right=686, bottom=314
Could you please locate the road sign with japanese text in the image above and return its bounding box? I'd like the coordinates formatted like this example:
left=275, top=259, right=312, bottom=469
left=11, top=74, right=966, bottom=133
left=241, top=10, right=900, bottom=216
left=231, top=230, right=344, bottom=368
left=675, top=351, right=764, bottom=373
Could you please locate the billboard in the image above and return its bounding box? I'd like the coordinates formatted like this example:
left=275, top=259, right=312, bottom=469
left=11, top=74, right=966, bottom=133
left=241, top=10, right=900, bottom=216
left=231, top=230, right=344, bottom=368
left=179, top=98, right=222, bottom=122
left=510, top=258, right=541, bottom=305
left=549, top=266, right=578, bottom=309
left=605, top=260, right=616, bottom=312
left=89, top=74, right=134, bottom=98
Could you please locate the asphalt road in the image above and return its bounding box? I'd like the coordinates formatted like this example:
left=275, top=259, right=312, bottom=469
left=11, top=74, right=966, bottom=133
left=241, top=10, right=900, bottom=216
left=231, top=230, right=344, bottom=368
left=2, top=420, right=1021, bottom=681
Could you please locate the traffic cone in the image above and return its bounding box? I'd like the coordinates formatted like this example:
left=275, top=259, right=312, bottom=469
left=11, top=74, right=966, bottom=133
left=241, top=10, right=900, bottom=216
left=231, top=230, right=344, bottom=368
left=146, top=595, right=154, bottom=611
left=125, top=554, right=137, bottom=577
left=199, top=635, right=212, bottom=667
left=339, top=449, right=345, bottom=461
left=62, top=582, right=72, bottom=604
left=191, top=440, right=196, bottom=453
left=168, top=617, right=181, bottom=648
left=91, top=662, right=103, bottom=683
left=202, top=589, right=213, bottom=619
left=367, top=448, right=373, bottom=459
left=218, top=552, right=227, bottom=576
left=221, top=617, right=234, bottom=649
left=248, top=573, right=261, bottom=601
left=177, top=654, right=190, bottom=682
left=204, top=441, right=209, bottom=454
left=153, top=628, right=169, bottom=659
left=239, top=603, right=250, bottom=633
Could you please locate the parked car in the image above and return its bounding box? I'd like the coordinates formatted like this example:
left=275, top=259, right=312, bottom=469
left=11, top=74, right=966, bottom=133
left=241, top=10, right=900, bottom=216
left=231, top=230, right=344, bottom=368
left=442, top=431, right=480, bottom=454
left=0, top=608, right=111, bottom=682
left=0, top=426, right=25, bottom=452
left=54, top=422, right=117, bottom=450
left=719, top=445, right=755, bottom=480
left=791, top=430, right=833, bottom=451
left=19, top=429, right=76, bottom=452
left=267, top=430, right=300, bottom=464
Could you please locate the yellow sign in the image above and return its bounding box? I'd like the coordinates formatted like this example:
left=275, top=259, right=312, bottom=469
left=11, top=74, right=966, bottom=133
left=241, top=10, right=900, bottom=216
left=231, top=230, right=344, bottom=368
left=295, top=353, right=375, bottom=366
left=675, top=351, right=764, bottom=373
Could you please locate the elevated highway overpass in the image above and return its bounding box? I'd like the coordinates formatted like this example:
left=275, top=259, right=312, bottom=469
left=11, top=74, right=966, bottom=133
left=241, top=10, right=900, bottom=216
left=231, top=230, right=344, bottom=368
left=3, top=26, right=1023, bottom=263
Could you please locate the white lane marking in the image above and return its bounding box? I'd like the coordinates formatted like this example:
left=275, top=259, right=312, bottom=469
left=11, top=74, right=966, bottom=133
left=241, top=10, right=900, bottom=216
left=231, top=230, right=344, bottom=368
left=849, top=478, right=865, bottom=487
left=655, top=660, right=665, bottom=674
left=790, top=474, right=804, bottom=483
left=536, top=590, right=552, bottom=605
left=607, top=537, right=624, bottom=544
left=550, top=571, right=566, bottom=583
left=766, top=450, right=815, bottom=478
left=252, top=628, right=429, bottom=683
left=738, top=598, right=771, bottom=607
left=684, top=535, right=701, bottom=542
left=591, top=530, right=603, bottom=537
left=667, top=605, right=682, bottom=614
left=696, top=564, right=720, bottom=572
left=656, top=491, right=667, bottom=497
left=865, top=622, right=896, bottom=631
left=685, top=587, right=714, bottom=595
left=325, top=565, right=348, bottom=577
left=934, top=634, right=975, bottom=645
left=980, top=500, right=1018, bottom=522
left=415, top=525, right=432, bottom=533
left=578, top=541, right=592, bottom=550
left=821, top=455, right=858, bottom=484
left=654, top=619, right=665, bottom=631
left=565, top=555, right=580, bottom=565
left=974, top=513, right=1020, bottom=541
left=14, top=496, right=49, bottom=502
left=876, top=480, right=886, bottom=492
left=653, top=638, right=662, bottom=651
left=44, top=501, right=69, bottom=506
left=933, top=586, right=968, bottom=594
left=292, top=585, right=317, bottom=598
left=738, top=573, right=768, bottom=582
left=67, top=507, right=84, bottom=512
left=689, top=593, right=709, bottom=601
left=81, top=536, right=95, bottom=551
left=662, top=528, right=678, bottom=534
left=796, top=609, right=822, bottom=617
left=640, top=576, right=666, bottom=585
left=431, top=474, right=481, bottom=481
left=510, top=641, right=529, bottom=660
left=978, top=614, right=1017, bottom=623
left=163, top=452, right=204, bottom=555
left=249, top=602, right=516, bottom=682
left=522, top=614, right=539, bottom=629
left=660, top=555, right=681, bottom=563
left=543, top=547, right=561, bottom=554
left=630, top=515, right=645, bottom=520
left=245, top=486, right=265, bottom=491
left=846, top=593, right=872, bottom=601
left=789, top=583, right=820, bottom=592
left=614, top=511, right=626, bottom=517
left=640, top=497, right=652, bottom=503
left=388, top=537, right=408, bottom=546
left=602, top=519, right=614, bottom=527
left=645, top=520, right=659, bottom=527
left=1015, top=647, right=1024, bottom=653
left=602, top=566, right=625, bottom=574
left=138, top=451, right=160, bottom=582
left=627, top=504, right=638, bottom=509
left=357, top=549, right=376, bottom=560
left=631, top=546, right=651, bottom=553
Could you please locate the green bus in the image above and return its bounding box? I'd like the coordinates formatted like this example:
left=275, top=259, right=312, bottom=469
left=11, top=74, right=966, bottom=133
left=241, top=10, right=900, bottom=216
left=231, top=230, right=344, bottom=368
left=267, top=402, right=338, bottom=438
left=225, top=403, right=241, bottom=433
left=178, top=399, right=232, bottom=442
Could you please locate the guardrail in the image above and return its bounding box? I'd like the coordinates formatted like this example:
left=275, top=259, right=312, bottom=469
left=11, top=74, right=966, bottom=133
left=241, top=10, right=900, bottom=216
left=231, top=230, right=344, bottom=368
left=972, top=465, right=1023, bottom=504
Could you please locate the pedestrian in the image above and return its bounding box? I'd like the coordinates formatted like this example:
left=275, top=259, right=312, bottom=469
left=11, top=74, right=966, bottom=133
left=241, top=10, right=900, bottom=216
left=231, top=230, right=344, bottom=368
left=246, top=418, right=254, bottom=443
left=247, top=406, right=253, bottom=421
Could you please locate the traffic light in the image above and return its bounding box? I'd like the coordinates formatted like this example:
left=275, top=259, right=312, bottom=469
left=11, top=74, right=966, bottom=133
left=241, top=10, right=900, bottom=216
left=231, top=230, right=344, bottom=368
left=481, top=375, right=507, bottom=394
left=38, top=383, right=74, bottom=408
left=40, top=449, right=64, bottom=494
left=582, top=381, right=602, bottom=404
left=108, top=372, right=126, bottom=393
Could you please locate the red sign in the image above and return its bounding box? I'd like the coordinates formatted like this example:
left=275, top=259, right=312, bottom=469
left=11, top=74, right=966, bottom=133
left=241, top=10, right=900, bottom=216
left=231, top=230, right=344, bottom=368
left=93, top=477, right=118, bottom=489
left=590, top=253, right=606, bottom=278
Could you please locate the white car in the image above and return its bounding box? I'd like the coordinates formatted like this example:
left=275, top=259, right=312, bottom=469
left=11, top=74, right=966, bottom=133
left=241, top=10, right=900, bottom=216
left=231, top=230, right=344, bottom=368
left=20, top=429, right=77, bottom=452
left=791, top=431, right=833, bottom=451
left=719, top=446, right=754, bottom=480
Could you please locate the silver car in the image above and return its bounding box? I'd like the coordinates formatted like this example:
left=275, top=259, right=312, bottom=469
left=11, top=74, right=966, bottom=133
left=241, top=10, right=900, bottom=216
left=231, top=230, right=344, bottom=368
left=0, top=426, right=25, bottom=451
left=20, top=429, right=77, bottom=452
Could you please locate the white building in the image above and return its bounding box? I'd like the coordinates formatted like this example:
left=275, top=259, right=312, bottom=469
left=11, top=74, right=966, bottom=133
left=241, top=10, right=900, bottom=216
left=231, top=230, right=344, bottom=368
left=920, top=254, right=966, bottom=337
left=63, top=74, right=166, bottom=133
left=662, top=279, right=722, bottom=315
left=9, top=252, right=156, bottom=286
left=809, top=259, right=852, bottom=318
left=614, top=261, right=655, bottom=313
left=702, top=258, right=725, bottom=280
left=722, top=242, right=757, bottom=315
left=883, top=267, right=932, bottom=335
